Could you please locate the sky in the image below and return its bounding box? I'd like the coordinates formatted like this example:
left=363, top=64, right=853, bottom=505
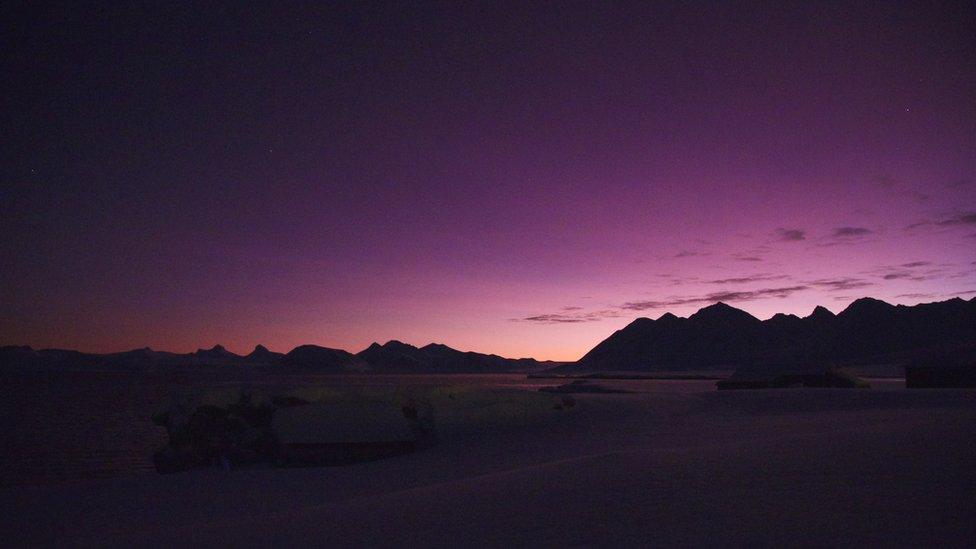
left=2, top=2, right=974, bottom=360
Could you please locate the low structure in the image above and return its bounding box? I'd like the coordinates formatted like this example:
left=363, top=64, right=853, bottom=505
left=717, top=364, right=868, bottom=390
left=271, top=402, right=417, bottom=466
left=906, top=363, right=976, bottom=388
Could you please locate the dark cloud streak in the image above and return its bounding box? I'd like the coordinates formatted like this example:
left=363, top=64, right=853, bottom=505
left=621, top=285, right=809, bottom=311
left=831, top=227, right=872, bottom=237
left=775, top=228, right=806, bottom=242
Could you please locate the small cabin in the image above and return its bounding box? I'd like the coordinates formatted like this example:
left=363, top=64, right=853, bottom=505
left=272, top=401, right=417, bottom=466
left=717, top=365, right=868, bottom=390
left=906, top=363, right=976, bottom=388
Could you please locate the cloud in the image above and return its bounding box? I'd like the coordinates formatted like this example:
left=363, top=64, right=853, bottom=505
left=731, top=248, right=769, bottom=262
left=775, top=228, right=806, bottom=242
left=906, top=212, right=976, bottom=230
left=873, top=175, right=897, bottom=188
left=864, top=262, right=948, bottom=282
left=936, top=212, right=976, bottom=226
left=621, top=285, right=809, bottom=311
left=708, top=274, right=789, bottom=284
left=815, top=226, right=878, bottom=247
left=807, top=278, right=875, bottom=291
left=831, top=227, right=872, bottom=238
left=896, top=293, right=936, bottom=299
left=673, top=250, right=708, bottom=258
left=561, top=306, right=583, bottom=311
left=518, top=309, right=623, bottom=324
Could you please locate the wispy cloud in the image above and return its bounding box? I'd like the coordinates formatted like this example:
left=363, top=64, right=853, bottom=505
left=775, top=228, right=806, bottom=242
left=518, top=309, right=623, bottom=324
left=673, top=250, right=708, bottom=258
left=937, top=212, right=976, bottom=226
left=905, top=212, right=976, bottom=230
left=831, top=227, right=872, bottom=238
left=896, top=293, right=936, bottom=299
left=807, top=278, right=875, bottom=291
left=733, top=256, right=763, bottom=262
left=621, top=285, right=808, bottom=311
left=864, top=262, right=949, bottom=282
left=814, top=226, right=879, bottom=247
left=707, top=274, right=789, bottom=284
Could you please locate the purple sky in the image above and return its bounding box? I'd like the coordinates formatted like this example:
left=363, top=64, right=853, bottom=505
left=2, top=2, right=974, bottom=360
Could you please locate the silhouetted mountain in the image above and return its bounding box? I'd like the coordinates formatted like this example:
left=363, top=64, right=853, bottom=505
left=565, top=297, right=976, bottom=372
left=281, top=345, right=369, bottom=373
left=805, top=305, right=835, bottom=322
left=5, top=296, right=969, bottom=375
left=357, top=340, right=547, bottom=373
left=245, top=344, right=284, bottom=364
left=0, top=339, right=548, bottom=374
left=193, top=344, right=240, bottom=362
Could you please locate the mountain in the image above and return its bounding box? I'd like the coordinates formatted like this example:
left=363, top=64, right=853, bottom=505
left=0, top=340, right=548, bottom=374
left=357, top=340, right=547, bottom=373
left=280, top=345, right=369, bottom=373
left=192, top=344, right=240, bottom=363
left=564, top=297, right=976, bottom=372
left=4, top=296, right=970, bottom=374
left=245, top=344, right=284, bottom=364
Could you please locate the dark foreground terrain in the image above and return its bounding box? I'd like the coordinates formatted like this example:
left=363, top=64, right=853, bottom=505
left=1, top=376, right=973, bottom=547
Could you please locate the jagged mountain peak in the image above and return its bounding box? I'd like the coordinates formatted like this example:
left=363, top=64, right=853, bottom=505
left=807, top=305, right=835, bottom=320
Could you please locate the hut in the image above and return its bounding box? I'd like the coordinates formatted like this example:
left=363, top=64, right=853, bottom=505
left=717, top=364, right=868, bottom=390
left=271, top=401, right=417, bottom=466
left=906, top=363, right=976, bottom=388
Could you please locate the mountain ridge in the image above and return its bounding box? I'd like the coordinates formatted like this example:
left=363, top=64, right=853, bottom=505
left=2, top=296, right=972, bottom=374
left=565, top=296, right=976, bottom=372
left=0, top=340, right=555, bottom=374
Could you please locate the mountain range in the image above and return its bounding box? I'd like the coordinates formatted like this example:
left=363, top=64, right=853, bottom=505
left=2, top=296, right=974, bottom=374
left=0, top=340, right=555, bottom=374
left=563, top=296, right=976, bottom=372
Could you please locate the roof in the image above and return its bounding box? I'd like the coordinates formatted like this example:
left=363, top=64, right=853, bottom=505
left=724, top=363, right=834, bottom=383
left=272, top=402, right=415, bottom=444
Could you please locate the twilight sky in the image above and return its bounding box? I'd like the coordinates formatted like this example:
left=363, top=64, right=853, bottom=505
left=2, top=2, right=974, bottom=360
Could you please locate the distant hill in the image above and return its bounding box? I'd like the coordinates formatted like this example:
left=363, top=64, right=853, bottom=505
left=0, top=340, right=551, bottom=374
left=280, top=345, right=369, bottom=373
left=3, top=296, right=971, bottom=375
left=357, top=340, right=548, bottom=373
left=562, top=297, right=976, bottom=373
